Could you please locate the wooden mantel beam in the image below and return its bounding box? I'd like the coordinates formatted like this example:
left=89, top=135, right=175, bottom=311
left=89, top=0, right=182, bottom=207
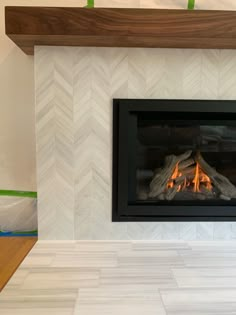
left=5, top=6, right=236, bottom=55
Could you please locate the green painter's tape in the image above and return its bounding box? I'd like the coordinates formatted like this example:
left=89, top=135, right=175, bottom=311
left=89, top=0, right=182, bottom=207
left=188, top=0, right=195, bottom=9
left=0, top=190, right=37, bottom=198
left=86, top=0, right=94, bottom=8
left=0, top=230, right=38, bottom=237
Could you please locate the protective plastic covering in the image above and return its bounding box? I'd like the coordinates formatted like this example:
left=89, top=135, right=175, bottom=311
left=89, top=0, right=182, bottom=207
left=0, top=196, right=37, bottom=232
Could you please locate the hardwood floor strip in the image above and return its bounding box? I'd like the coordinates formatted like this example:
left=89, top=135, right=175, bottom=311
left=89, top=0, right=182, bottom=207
left=0, top=237, right=37, bottom=291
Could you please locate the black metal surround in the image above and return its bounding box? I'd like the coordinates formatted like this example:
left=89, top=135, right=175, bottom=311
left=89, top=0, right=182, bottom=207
left=112, top=99, right=236, bottom=222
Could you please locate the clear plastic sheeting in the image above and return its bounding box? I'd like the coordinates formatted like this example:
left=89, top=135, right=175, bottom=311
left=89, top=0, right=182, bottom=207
left=0, top=196, right=37, bottom=232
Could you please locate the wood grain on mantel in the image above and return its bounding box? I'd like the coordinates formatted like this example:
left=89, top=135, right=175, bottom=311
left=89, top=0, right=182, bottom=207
left=5, top=6, right=236, bottom=55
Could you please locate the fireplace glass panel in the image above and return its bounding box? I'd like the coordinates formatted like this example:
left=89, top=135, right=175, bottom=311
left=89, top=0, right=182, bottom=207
left=113, top=100, right=236, bottom=221
left=132, top=112, right=236, bottom=204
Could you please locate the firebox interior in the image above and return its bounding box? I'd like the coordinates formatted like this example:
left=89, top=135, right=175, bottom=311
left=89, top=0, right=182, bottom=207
left=136, top=112, right=236, bottom=203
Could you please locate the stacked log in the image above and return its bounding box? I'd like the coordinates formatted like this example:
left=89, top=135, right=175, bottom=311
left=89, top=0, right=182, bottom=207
left=149, top=150, right=192, bottom=199
left=195, top=152, right=236, bottom=199
left=148, top=150, right=236, bottom=201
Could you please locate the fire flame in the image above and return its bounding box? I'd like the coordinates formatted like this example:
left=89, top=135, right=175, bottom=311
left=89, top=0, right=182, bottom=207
left=166, top=162, right=212, bottom=193
left=193, top=162, right=200, bottom=193
left=167, top=163, right=180, bottom=189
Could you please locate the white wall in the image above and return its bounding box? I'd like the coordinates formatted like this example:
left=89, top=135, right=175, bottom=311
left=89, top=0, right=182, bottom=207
left=95, top=0, right=236, bottom=9
left=0, top=0, right=86, bottom=191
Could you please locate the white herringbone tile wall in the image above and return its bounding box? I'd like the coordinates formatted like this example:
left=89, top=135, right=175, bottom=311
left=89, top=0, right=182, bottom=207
left=35, top=47, right=236, bottom=240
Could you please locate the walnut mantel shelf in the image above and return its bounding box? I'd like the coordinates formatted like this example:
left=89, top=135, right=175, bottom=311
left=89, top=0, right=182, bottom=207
left=5, top=6, right=236, bottom=55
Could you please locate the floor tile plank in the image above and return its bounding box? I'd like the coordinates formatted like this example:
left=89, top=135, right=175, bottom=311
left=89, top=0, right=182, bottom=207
left=160, top=288, right=236, bottom=314
left=173, top=267, right=236, bottom=288
left=74, top=288, right=166, bottom=315
left=2, top=241, right=236, bottom=314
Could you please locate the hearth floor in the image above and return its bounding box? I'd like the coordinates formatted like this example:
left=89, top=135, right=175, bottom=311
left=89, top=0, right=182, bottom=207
left=1, top=241, right=236, bottom=314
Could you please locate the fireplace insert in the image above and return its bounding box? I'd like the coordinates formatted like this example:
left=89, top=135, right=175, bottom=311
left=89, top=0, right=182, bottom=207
left=112, top=99, right=236, bottom=221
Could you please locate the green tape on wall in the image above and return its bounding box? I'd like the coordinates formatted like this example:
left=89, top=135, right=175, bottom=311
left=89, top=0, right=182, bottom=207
left=86, top=0, right=94, bottom=8
left=188, top=0, right=195, bottom=9
left=0, top=190, right=37, bottom=198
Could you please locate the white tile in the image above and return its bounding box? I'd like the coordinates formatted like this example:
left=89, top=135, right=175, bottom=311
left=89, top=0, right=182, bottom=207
left=74, top=287, right=166, bottom=315
left=100, top=266, right=177, bottom=288
left=118, top=249, right=184, bottom=267
left=179, top=248, right=236, bottom=267
left=3, top=241, right=236, bottom=314
left=35, top=46, right=236, bottom=241
left=52, top=252, right=118, bottom=268
left=161, top=289, right=236, bottom=314
left=173, top=268, right=236, bottom=288
left=21, top=268, right=100, bottom=289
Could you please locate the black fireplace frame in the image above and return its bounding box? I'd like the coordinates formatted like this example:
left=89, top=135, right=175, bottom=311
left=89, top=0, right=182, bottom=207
left=112, top=99, right=236, bottom=222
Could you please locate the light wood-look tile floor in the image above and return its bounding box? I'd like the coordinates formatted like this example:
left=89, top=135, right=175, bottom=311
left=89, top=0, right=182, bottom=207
left=1, top=241, right=236, bottom=314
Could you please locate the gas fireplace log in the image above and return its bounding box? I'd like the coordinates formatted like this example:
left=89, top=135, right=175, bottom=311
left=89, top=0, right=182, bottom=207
left=171, top=166, right=195, bottom=184
left=137, top=187, right=149, bottom=200
left=160, top=165, right=195, bottom=189
left=153, top=168, right=162, bottom=176
left=200, top=185, right=215, bottom=198
left=157, top=193, right=165, bottom=200
left=164, top=180, right=214, bottom=201
left=149, top=155, right=176, bottom=197
left=195, top=152, right=236, bottom=198
left=149, top=150, right=192, bottom=198
left=179, top=158, right=195, bottom=171
left=165, top=179, right=185, bottom=201
left=165, top=186, right=178, bottom=201
left=157, top=165, right=194, bottom=186
left=174, top=173, right=195, bottom=185
left=174, top=190, right=216, bottom=200
left=220, top=194, right=231, bottom=201
left=174, top=175, right=186, bottom=184
left=180, top=166, right=195, bottom=176
left=173, top=191, right=208, bottom=200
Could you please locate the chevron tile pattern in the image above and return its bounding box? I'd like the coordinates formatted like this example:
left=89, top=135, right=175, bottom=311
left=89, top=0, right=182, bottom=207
left=35, top=47, right=236, bottom=240
left=35, top=47, right=75, bottom=240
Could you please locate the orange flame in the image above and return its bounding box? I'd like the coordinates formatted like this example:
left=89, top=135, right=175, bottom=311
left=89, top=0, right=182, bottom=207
left=193, top=162, right=200, bottom=193
left=166, top=162, right=212, bottom=193
left=167, top=163, right=182, bottom=191
left=201, top=173, right=212, bottom=191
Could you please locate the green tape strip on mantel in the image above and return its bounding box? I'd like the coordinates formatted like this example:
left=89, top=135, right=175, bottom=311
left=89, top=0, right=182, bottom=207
left=188, top=0, right=195, bottom=9
left=0, top=190, right=37, bottom=198
left=86, top=0, right=94, bottom=8
left=86, top=0, right=195, bottom=9
left=85, top=0, right=195, bottom=10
